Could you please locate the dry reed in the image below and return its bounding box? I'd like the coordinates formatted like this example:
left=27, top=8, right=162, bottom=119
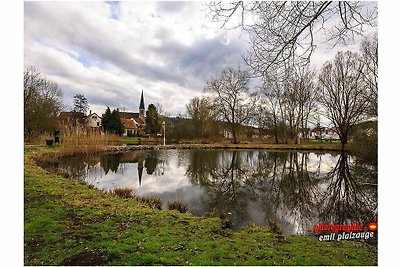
left=58, top=132, right=121, bottom=156
left=167, top=200, right=188, bottom=213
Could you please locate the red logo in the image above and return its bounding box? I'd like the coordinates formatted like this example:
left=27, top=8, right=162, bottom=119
left=368, top=222, right=378, bottom=231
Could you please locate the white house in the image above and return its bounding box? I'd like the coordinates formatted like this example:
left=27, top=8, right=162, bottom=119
left=86, top=111, right=102, bottom=128
left=310, top=126, right=340, bottom=140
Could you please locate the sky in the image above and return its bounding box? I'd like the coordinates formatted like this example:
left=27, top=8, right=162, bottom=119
left=24, top=1, right=377, bottom=117
left=24, top=1, right=248, bottom=116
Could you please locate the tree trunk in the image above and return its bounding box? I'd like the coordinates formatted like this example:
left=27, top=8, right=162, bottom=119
left=273, top=116, right=279, bottom=144
left=231, top=124, right=238, bottom=144
left=340, top=135, right=348, bottom=151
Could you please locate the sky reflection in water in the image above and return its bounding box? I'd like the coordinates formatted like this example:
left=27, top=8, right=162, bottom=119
left=56, top=149, right=377, bottom=235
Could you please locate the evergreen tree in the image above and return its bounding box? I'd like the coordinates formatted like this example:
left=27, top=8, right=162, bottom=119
left=102, top=107, right=124, bottom=135
left=111, top=109, right=124, bottom=136
left=145, top=104, right=160, bottom=134
left=101, top=107, right=113, bottom=133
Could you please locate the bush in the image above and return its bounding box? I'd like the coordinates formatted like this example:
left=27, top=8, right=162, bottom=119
left=113, top=187, right=136, bottom=198
left=349, top=121, right=377, bottom=162
left=267, top=218, right=283, bottom=235
left=167, top=200, right=188, bottom=213
left=140, top=195, right=162, bottom=210
left=220, top=213, right=234, bottom=229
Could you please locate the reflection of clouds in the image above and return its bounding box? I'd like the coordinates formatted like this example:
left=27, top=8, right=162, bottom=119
left=138, top=158, right=190, bottom=195
left=86, top=162, right=140, bottom=190
left=307, top=153, right=339, bottom=173
left=59, top=149, right=376, bottom=235
left=158, top=185, right=209, bottom=215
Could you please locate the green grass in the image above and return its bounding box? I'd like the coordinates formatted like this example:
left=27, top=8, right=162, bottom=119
left=120, top=136, right=142, bottom=145
left=24, top=146, right=377, bottom=265
left=309, top=139, right=344, bottom=145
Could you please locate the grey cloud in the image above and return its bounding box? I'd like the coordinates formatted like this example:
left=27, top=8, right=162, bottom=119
left=151, top=33, right=247, bottom=90
left=24, top=1, right=251, bottom=116
left=156, top=1, right=189, bottom=13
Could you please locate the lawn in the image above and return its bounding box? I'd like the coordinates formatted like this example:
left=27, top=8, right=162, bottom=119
left=120, top=136, right=142, bottom=145
left=24, top=146, right=377, bottom=265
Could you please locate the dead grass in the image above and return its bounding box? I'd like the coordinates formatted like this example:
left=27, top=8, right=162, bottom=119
left=167, top=200, right=188, bottom=213
left=140, top=195, right=162, bottom=210
left=112, top=187, right=137, bottom=198
left=267, top=218, right=283, bottom=235
left=58, top=133, right=121, bottom=156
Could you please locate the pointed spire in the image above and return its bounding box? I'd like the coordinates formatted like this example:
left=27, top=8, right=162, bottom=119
left=138, top=160, right=143, bottom=186
left=139, top=90, right=145, bottom=110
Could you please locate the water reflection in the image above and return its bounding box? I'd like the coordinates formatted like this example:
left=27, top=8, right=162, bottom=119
left=54, top=149, right=377, bottom=235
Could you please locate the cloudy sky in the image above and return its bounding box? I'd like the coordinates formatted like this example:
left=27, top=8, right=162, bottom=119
left=24, top=1, right=377, bottom=117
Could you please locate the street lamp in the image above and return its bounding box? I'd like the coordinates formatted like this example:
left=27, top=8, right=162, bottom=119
left=162, top=121, right=166, bottom=147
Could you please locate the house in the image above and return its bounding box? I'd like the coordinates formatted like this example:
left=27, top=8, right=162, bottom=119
left=123, top=118, right=140, bottom=136
left=58, top=111, right=86, bottom=128
left=310, top=126, right=340, bottom=140
left=86, top=111, right=102, bottom=128
left=58, top=111, right=87, bottom=134
left=58, top=110, right=102, bottom=135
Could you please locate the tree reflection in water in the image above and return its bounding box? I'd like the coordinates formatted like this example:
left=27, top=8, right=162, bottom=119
left=55, top=149, right=377, bottom=235
left=318, top=153, right=378, bottom=224
left=184, top=150, right=377, bottom=234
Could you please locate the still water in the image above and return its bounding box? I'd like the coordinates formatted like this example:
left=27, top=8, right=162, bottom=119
left=54, top=149, right=377, bottom=235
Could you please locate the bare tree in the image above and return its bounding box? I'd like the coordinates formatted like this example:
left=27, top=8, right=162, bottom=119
left=360, top=34, right=378, bottom=117
left=186, top=96, right=216, bottom=138
left=261, top=66, right=319, bottom=143
left=318, top=51, right=370, bottom=150
left=260, top=76, right=285, bottom=143
left=24, top=66, right=63, bottom=140
left=208, top=1, right=377, bottom=76
left=287, top=67, right=320, bottom=141
left=205, top=68, right=257, bottom=144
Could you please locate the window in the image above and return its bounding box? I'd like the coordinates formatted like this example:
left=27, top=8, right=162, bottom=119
left=97, top=122, right=100, bottom=126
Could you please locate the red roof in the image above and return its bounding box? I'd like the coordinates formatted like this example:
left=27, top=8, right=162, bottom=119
left=123, top=119, right=138, bottom=129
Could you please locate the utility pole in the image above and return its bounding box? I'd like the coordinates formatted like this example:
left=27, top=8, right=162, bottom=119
left=162, top=121, right=166, bottom=147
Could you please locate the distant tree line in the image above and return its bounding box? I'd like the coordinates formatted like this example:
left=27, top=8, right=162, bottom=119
left=173, top=34, right=377, bottom=154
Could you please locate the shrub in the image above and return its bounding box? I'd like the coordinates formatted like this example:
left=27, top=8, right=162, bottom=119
left=220, top=213, right=234, bottom=229
left=349, top=123, right=377, bottom=162
left=267, top=218, right=283, bottom=235
left=167, top=200, right=188, bottom=213
left=113, top=187, right=136, bottom=198
left=140, top=195, right=162, bottom=210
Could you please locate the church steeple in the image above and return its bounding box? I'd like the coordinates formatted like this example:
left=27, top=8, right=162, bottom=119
left=139, top=90, right=145, bottom=122
left=139, top=90, right=145, bottom=109
left=138, top=160, right=144, bottom=186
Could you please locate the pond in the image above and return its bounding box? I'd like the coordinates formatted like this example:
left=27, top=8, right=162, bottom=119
left=52, top=149, right=378, bottom=235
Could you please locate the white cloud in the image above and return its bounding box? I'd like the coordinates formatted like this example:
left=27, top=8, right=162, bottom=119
left=24, top=1, right=377, bottom=117
left=24, top=1, right=246, bottom=116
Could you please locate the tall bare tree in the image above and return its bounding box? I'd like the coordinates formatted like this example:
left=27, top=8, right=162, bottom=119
left=260, top=75, right=285, bottom=143
left=288, top=67, right=320, bottom=141
left=24, top=66, right=63, bottom=140
left=205, top=68, right=257, bottom=144
left=318, top=51, right=370, bottom=150
left=261, top=66, right=319, bottom=143
left=186, top=96, right=216, bottom=138
left=209, top=1, right=377, bottom=76
left=360, top=34, right=378, bottom=117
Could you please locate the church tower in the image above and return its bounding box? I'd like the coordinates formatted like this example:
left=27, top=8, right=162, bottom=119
left=139, top=90, right=145, bottom=122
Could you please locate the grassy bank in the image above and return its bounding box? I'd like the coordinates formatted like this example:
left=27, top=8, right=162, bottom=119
left=24, top=146, right=377, bottom=265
